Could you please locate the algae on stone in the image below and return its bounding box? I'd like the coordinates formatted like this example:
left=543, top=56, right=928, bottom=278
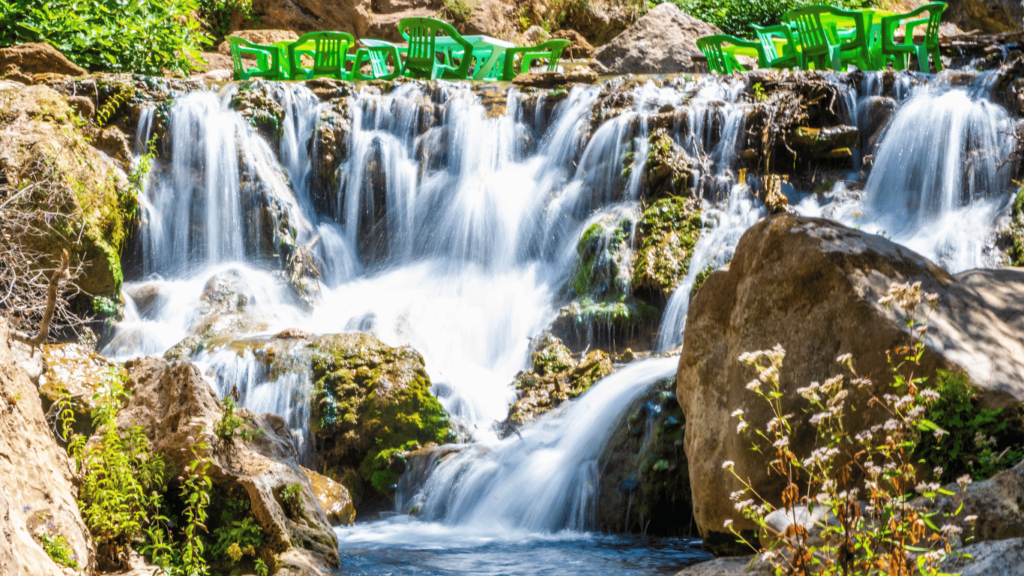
left=631, top=196, right=704, bottom=302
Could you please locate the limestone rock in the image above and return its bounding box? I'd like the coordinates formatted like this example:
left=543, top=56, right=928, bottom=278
left=0, top=83, right=128, bottom=298
left=217, top=30, right=300, bottom=56
left=675, top=555, right=773, bottom=576
left=302, top=467, right=356, bottom=526
left=0, top=43, right=86, bottom=77
left=942, top=536, right=1024, bottom=575
left=677, top=214, right=1024, bottom=540
left=920, top=460, right=1024, bottom=544
left=118, top=356, right=339, bottom=571
left=39, top=343, right=123, bottom=412
left=520, top=25, right=551, bottom=45
left=562, top=1, right=636, bottom=46
left=566, top=65, right=599, bottom=84
left=592, top=3, right=721, bottom=75
left=945, top=0, right=1024, bottom=34
left=552, top=29, right=595, bottom=59
left=66, top=95, right=94, bottom=120
left=0, top=320, right=95, bottom=576
left=512, top=71, right=567, bottom=88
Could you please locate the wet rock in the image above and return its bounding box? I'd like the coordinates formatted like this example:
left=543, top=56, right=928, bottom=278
left=552, top=29, right=595, bottom=60
left=520, top=25, right=551, bottom=45
left=504, top=335, right=615, bottom=428
left=0, top=320, right=95, bottom=575
left=677, top=214, right=1024, bottom=543
left=0, top=43, right=86, bottom=77
left=0, top=83, right=129, bottom=298
left=274, top=328, right=313, bottom=340
left=675, top=555, right=773, bottom=576
left=307, top=333, right=452, bottom=501
left=566, top=65, right=599, bottom=84
left=859, top=96, right=897, bottom=153
left=631, top=196, right=704, bottom=303
left=302, top=467, right=356, bottom=526
left=512, top=71, right=567, bottom=88
left=756, top=174, right=789, bottom=214
left=164, top=270, right=271, bottom=360
left=629, top=127, right=699, bottom=198
left=787, top=125, right=858, bottom=158
left=230, top=79, right=286, bottom=142
left=596, top=377, right=692, bottom=536
left=592, top=4, right=721, bottom=75
left=1005, top=187, right=1024, bottom=266
left=119, top=356, right=339, bottom=571
left=93, top=125, right=132, bottom=164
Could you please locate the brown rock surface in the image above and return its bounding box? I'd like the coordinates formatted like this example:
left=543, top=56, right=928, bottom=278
left=945, top=0, right=1024, bottom=33
left=592, top=3, right=721, bottom=75
left=302, top=467, right=356, bottom=526
left=552, top=29, right=595, bottom=59
left=118, top=357, right=338, bottom=571
left=0, top=320, right=95, bottom=575
left=677, top=214, right=1024, bottom=539
left=217, top=29, right=300, bottom=55
left=0, top=43, right=86, bottom=77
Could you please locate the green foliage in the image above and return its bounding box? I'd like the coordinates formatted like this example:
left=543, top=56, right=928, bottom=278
left=197, top=0, right=258, bottom=44
left=914, top=370, right=1024, bottom=483
left=255, top=559, right=269, bottom=576
left=92, top=295, right=118, bottom=316
left=178, top=438, right=213, bottom=576
left=691, top=262, right=716, bottom=295
left=62, top=368, right=166, bottom=566
left=208, top=493, right=264, bottom=563
left=0, top=0, right=210, bottom=75
left=215, top=397, right=264, bottom=442
left=1008, top=184, right=1024, bottom=267
left=654, top=0, right=871, bottom=36
left=95, top=84, right=135, bottom=127
left=631, top=196, right=704, bottom=298
left=279, top=483, right=304, bottom=519
left=39, top=530, right=79, bottom=570
left=442, top=0, right=478, bottom=22
left=752, top=82, right=768, bottom=102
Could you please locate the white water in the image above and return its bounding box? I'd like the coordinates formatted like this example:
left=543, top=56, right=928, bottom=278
left=104, top=71, right=1018, bottom=549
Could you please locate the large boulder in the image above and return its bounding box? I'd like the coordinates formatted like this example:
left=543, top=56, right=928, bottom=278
left=118, top=357, right=339, bottom=574
left=945, top=0, right=1024, bottom=33
left=0, top=320, right=95, bottom=575
left=923, top=460, right=1024, bottom=544
left=677, top=214, right=1024, bottom=541
left=592, top=3, right=721, bottom=75
left=0, top=83, right=129, bottom=298
left=0, top=43, right=86, bottom=78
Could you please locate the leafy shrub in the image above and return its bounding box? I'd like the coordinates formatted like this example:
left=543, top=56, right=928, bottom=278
left=60, top=368, right=166, bottom=565
left=215, top=397, right=264, bottom=442
left=0, top=0, right=210, bottom=75
left=725, top=282, right=972, bottom=575
left=914, top=370, right=1024, bottom=483
left=39, top=530, right=79, bottom=570
left=209, top=493, right=265, bottom=563
left=655, top=0, right=871, bottom=36
left=197, top=0, right=259, bottom=44
left=279, top=483, right=304, bottom=519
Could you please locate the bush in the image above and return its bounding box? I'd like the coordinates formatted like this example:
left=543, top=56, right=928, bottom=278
left=0, top=0, right=210, bottom=75
left=655, top=0, right=871, bottom=36
left=39, top=530, right=79, bottom=570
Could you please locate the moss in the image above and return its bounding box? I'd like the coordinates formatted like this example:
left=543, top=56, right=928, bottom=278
left=631, top=196, right=704, bottom=300
left=595, top=378, right=692, bottom=535
left=570, top=213, right=634, bottom=301
left=230, top=80, right=285, bottom=141
left=1009, top=186, right=1024, bottom=267
left=308, top=334, right=452, bottom=501
left=690, top=262, right=716, bottom=295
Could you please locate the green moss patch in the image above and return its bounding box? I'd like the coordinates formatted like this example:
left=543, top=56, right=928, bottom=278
left=631, top=196, right=704, bottom=301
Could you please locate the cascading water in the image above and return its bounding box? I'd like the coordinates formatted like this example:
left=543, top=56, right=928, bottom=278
left=101, top=67, right=1019, bottom=574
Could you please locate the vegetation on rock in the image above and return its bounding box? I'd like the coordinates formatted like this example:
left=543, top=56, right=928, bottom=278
left=38, top=529, right=79, bottom=570
left=653, top=0, right=876, bottom=36
left=309, top=333, right=453, bottom=501
left=504, top=335, right=615, bottom=429
left=1008, top=185, right=1024, bottom=267
left=0, top=0, right=209, bottom=75
left=631, top=196, right=704, bottom=302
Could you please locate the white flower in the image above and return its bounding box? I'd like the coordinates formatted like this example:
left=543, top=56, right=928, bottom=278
left=723, top=519, right=733, bottom=528
left=731, top=409, right=744, bottom=418
left=957, top=475, right=973, bottom=488
left=836, top=353, right=852, bottom=364
left=915, top=482, right=940, bottom=494
left=940, top=524, right=963, bottom=536
left=723, top=460, right=735, bottom=470
left=964, top=515, right=978, bottom=523
left=934, top=428, right=947, bottom=440
left=737, top=422, right=748, bottom=433
left=933, top=466, right=944, bottom=478
left=855, top=430, right=873, bottom=445
left=729, top=490, right=745, bottom=502
left=773, top=436, right=789, bottom=448
left=919, top=389, right=941, bottom=403
left=746, top=380, right=761, bottom=392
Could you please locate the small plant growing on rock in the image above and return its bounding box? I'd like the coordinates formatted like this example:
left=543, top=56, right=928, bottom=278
left=39, top=529, right=79, bottom=570
left=215, top=397, right=264, bottom=442
left=279, top=483, right=304, bottom=519
left=723, top=281, right=973, bottom=575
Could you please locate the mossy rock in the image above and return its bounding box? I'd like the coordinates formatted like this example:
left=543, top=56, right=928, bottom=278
left=570, top=209, right=635, bottom=302
left=595, top=377, right=691, bottom=535
left=504, top=335, right=615, bottom=429
left=624, top=128, right=698, bottom=198
left=230, top=79, right=285, bottom=142
left=0, top=83, right=133, bottom=297
left=631, top=196, right=704, bottom=302
left=308, top=333, right=452, bottom=500
left=1008, top=186, right=1024, bottom=267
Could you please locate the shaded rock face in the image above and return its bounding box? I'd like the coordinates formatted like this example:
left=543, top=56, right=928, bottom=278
left=677, top=214, right=1024, bottom=541
left=503, top=335, right=615, bottom=430
left=946, top=0, right=1024, bottom=33
left=923, top=460, right=1024, bottom=544
left=942, top=536, right=1024, bottom=576
left=0, top=320, right=95, bottom=576
left=0, top=83, right=130, bottom=298
left=592, top=3, right=721, bottom=75
left=0, top=43, right=86, bottom=77
left=118, top=357, right=339, bottom=573
left=596, top=377, right=691, bottom=536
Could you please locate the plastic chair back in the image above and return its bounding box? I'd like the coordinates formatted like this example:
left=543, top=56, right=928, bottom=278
left=398, top=17, right=474, bottom=79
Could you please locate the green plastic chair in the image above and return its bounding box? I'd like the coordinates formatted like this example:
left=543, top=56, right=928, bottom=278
left=352, top=43, right=403, bottom=81
left=398, top=17, right=474, bottom=80
left=751, top=24, right=800, bottom=70
left=785, top=5, right=879, bottom=71
left=880, top=2, right=946, bottom=72
left=696, top=35, right=763, bottom=74
left=227, top=36, right=286, bottom=81
left=500, top=39, right=570, bottom=81
left=288, top=31, right=356, bottom=80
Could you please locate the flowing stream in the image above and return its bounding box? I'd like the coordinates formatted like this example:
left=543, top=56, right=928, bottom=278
left=104, top=70, right=1017, bottom=574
